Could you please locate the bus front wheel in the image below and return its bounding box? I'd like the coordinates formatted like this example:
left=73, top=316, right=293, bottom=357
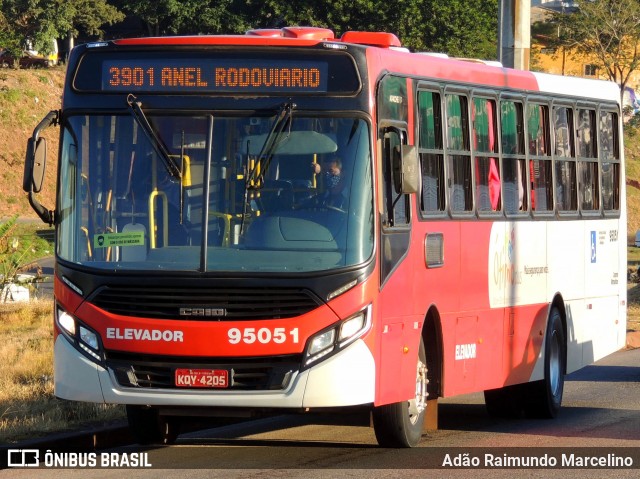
left=372, top=337, right=428, bottom=447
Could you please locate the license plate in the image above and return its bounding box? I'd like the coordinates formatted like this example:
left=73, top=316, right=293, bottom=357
left=175, top=369, right=229, bottom=388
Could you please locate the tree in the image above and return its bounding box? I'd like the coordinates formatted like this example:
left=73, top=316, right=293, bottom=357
left=110, top=0, right=250, bottom=37
left=243, top=0, right=498, bottom=60
left=551, top=0, right=640, bottom=103
left=104, top=1, right=498, bottom=60
left=0, top=0, right=123, bottom=66
left=64, top=0, right=124, bottom=38
left=417, top=0, right=498, bottom=59
left=0, top=0, right=56, bottom=60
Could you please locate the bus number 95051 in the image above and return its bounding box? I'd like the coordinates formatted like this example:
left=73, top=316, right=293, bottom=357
left=227, top=327, right=299, bottom=345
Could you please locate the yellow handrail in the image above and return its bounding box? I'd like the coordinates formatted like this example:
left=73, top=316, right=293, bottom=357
left=149, top=190, right=168, bottom=248
left=209, top=212, right=233, bottom=247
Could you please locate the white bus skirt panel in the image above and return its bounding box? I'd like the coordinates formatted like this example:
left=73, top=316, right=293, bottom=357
left=54, top=335, right=376, bottom=409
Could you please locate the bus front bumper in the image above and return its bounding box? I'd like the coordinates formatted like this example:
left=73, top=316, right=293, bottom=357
left=54, top=335, right=376, bottom=409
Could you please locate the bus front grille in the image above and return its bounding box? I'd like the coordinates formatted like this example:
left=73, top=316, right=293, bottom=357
left=89, top=286, right=321, bottom=320
left=107, top=352, right=300, bottom=391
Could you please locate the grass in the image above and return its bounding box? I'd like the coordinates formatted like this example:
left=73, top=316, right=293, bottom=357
left=0, top=301, right=124, bottom=444
left=627, top=284, right=640, bottom=333
left=628, top=246, right=640, bottom=263
left=0, top=219, right=123, bottom=444
left=1, top=218, right=54, bottom=295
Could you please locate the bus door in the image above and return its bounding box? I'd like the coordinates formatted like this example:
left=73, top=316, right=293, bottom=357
left=376, top=75, right=422, bottom=404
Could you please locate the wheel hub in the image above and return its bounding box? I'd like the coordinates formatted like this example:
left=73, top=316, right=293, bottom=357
left=407, top=359, right=428, bottom=424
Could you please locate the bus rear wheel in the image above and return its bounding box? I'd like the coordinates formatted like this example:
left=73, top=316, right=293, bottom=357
left=483, top=307, right=566, bottom=419
left=126, top=405, right=180, bottom=445
left=524, top=307, right=566, bottom=418
left=372, top=337, right=427, bottom=447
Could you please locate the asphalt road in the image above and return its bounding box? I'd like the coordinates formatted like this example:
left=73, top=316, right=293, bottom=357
left=2, top=346, right=638, bottom=478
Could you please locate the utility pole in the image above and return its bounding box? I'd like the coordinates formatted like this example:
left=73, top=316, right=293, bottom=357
left=498, top=0, right=531, bottom=70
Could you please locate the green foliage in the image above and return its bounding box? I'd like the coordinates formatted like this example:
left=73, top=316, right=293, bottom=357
left=0, top=216, right=53, bottom=302
left=110, top=0, right=249, bottom=37
left=625, top=112, right=640, bottom=137
left=0, top=0, right=124, bottom=63
left=0, top=215, right=17, bottom=241
left=1, top=0, right=501, bottom=60
left=69, top=0, right=124, bottom=37
left=106, top=0, right=498, bottom=59
left=241, top=0, right=498, bottom=59
left=0, top=88, right=21, bottom=104
left=0, top=215, right=24, bottom=300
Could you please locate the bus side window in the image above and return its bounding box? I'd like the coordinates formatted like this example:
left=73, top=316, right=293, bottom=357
left=446, top=93, right=472, bottom=213
left=378, top=75, right=410, bottom=228
left=553, top=106, right=577, bottom=212
left=527, top=103, right=553, bottom=213
left=577, top=108, right=599, bottom=212
left=417, top=90, right=445, bottom=213
left=472, top=97, right=500, bottom=213
left=599, top=110, right=620, bottom=212
left=501, top=100, right=527, bottom=214
left=382, top=128, right=410, bottom=227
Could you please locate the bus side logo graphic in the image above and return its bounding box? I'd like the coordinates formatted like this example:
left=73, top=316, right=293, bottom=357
left=590, top=231, right=597, bottom=263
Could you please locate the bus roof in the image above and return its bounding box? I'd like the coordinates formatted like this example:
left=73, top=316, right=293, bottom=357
left=107, top=26, right=619, bottom=104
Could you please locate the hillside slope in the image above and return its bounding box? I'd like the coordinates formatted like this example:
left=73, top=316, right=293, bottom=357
left=624, top=126, right=640, bottom=241
left=0, top=68, right=64, bottom=219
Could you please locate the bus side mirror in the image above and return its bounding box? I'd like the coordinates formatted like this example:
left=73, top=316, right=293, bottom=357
left=23, top=110, right=59, bottom=225
left=400, top=144, right=419, bottom=194
left=23, top=137, right=47, bottom=193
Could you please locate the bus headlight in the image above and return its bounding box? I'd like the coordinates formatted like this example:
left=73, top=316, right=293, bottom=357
left=79, top=326, right=99, bottom=350
left=56, top=306, right=104, bottom=364
left=304, top=305, right=371, bottom=367
left=57, top=309, right=76, bottom=336
left=339, top=313, right=366, bottom=345
left=307, top=329, right=336, bottom=359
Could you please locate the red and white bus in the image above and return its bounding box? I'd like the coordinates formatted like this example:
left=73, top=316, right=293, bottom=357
left=23, top=27, right=626, bottom=447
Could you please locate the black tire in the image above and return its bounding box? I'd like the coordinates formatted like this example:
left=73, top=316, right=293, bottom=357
left=372, top=337, right=428, bottom=447
left=524, top=307, right=566, bottom=418
left=126, top=405, right=180, bottom=445
left=485, top=307, right=566, bottom=419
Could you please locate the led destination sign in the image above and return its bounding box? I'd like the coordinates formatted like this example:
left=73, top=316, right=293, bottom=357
left=102, top=59, right=328, bottom=93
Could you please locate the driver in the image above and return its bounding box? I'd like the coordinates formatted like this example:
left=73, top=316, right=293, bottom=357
left=311, top=157, right=345, bottom=208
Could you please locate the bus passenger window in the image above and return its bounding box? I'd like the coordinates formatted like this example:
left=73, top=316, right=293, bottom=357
left=473, top=97, right=500, bottom=213
left=553, top=106, right=577, bottom=212
left=417, top=90, right=445, bottom=213
left=527, top=104, right=549, bottom=156
left=599, top=110, right=620, bottom=211
left=501, top=100, right=526, bottom=214
left=446, top=93, right=472, bottom=212
left=527, top=103, right=553, bottom=213
left=577, top=109, right=599, bottom=211
left=503, top=159, right=526, bottom=213
left=530, top=159, right=553, bottom=212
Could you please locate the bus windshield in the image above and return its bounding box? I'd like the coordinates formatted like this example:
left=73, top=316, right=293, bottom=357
left=57, top=113, right=373, bottom=273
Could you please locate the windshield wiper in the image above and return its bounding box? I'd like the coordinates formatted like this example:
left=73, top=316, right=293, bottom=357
left=126, top=94, right=182, bottom=179
left=240, top=102, right=296, bottom=235
left=245, top=101, right=296, bottom=187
